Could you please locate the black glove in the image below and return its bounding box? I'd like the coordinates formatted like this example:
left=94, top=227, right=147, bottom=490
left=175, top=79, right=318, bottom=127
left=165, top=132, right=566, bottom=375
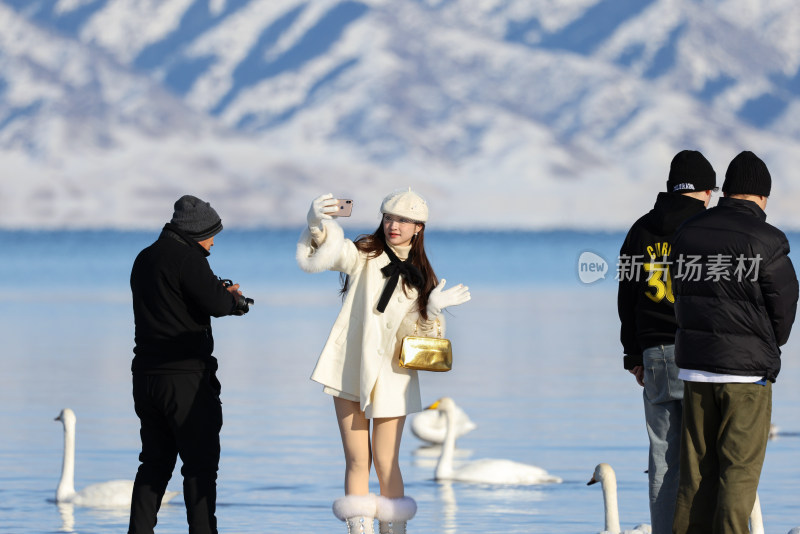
left=233, top=294, right=254, bottom=315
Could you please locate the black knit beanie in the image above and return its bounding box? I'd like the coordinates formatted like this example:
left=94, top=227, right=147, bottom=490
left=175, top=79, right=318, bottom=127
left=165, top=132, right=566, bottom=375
left=722, top=151, right=772, bottom=197
left=170, top=195, right=223, bottom=240
left=666, top=150, right=717, bottom=193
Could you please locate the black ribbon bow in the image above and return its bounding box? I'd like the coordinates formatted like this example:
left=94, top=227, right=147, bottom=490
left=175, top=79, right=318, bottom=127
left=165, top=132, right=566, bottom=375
left=377, top=246, right=424, bottom=313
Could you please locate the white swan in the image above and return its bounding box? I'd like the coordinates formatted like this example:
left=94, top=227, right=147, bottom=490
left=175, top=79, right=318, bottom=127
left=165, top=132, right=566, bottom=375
left=769, top=423, right=779, bottom=440
left=586, top=465, right=764, bottom=533
left=55, top=408, right=180, bottom=508
left=411, top=398, right=476, bottom=444
left=750, top=491, right=800, bottom=534
left=426, top=397, right=562, bottom=485
left=750, top=493, right=764, bottom=534
left=587, top=463, right=651, bottom=534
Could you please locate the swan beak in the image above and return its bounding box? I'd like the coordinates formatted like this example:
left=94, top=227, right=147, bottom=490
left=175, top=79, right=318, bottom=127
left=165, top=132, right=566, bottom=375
left=587, top=476, right=598, bottom=486
left=55, top=414, right=62, bottom=422
left=425, top=401, right=440, bottom=410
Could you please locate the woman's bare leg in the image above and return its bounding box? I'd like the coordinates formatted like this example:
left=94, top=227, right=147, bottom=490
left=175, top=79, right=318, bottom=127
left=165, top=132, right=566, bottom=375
left=372, top=416, right=406, bottom=498
left=333, top=397, right=372, bottom=495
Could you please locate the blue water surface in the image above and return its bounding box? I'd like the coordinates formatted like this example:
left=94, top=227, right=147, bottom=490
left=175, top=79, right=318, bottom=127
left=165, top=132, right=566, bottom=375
left=0, top=229, right=797, bottom=533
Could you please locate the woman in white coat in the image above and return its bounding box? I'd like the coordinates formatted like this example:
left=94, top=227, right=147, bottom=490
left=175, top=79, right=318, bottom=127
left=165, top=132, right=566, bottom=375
left=297, top=189, right=470, bottom=534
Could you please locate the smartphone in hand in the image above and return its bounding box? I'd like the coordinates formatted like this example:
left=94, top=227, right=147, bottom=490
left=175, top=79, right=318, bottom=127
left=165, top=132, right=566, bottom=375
left=334, top=199, right=353, bottom=217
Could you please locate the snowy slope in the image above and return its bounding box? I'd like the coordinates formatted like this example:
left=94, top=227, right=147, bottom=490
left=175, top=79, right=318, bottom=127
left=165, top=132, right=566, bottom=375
left=1, top=0, right=800, bottom=230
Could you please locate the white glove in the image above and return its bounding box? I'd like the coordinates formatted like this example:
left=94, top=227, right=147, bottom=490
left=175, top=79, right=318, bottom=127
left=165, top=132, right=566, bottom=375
left=307, top=193, right=339, bottom=231
left=427, top=279, right=471, bottom=316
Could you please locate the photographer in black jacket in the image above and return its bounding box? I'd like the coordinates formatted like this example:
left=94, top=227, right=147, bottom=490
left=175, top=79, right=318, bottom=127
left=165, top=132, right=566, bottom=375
left=671, top=152, right=798, bottom=534
left=617, top=150, right=716, bottom=534
left=128, top=195, right=252, bottom=534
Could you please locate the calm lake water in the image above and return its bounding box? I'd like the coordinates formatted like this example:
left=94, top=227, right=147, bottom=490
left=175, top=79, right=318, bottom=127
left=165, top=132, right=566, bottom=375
left=0, top=229, right=798, bottom=533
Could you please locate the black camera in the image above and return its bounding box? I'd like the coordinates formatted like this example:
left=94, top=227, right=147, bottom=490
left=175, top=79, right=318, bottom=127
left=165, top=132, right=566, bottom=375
left=219, top=278, right=254, bottom=315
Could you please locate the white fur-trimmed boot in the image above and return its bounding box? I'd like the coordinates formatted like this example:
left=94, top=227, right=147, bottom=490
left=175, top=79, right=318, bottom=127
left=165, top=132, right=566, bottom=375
left=376, top=495, right=417, bottom=534
left=332, top=494, right=378, bottom=534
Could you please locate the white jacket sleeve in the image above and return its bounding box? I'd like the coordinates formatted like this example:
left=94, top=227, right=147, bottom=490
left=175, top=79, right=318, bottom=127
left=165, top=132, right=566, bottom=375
left=296, top=219, right=360, bottom=274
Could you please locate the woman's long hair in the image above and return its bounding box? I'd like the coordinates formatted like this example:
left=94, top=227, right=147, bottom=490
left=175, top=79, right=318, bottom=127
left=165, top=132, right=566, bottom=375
left=340, top=222, right=437, bottom=320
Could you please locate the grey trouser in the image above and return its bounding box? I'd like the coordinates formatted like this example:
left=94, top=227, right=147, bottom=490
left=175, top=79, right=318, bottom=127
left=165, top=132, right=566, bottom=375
left=642, top=345, right=683, bottom=534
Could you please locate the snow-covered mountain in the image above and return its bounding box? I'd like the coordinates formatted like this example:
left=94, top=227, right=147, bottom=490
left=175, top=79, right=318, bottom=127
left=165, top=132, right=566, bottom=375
left=2, top=0, right=800, bottom=230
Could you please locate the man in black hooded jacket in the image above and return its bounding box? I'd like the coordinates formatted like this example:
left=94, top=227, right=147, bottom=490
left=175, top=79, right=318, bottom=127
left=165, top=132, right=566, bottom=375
left=671, top=152, right=797, bottom=534
left=128, top=195, right=252, bottom=534
left=617, top=150, right=716, bottom=534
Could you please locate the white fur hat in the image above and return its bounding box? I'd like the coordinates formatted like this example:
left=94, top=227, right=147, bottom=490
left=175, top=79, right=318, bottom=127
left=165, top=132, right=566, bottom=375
left=380, top=187, right=428, bottom=223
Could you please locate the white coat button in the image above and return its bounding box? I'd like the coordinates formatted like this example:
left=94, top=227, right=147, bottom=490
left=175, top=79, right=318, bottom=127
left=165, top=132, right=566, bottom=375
left=397, top=295, right=404, bottom=303
left=386, top=323, right=392, bottom=329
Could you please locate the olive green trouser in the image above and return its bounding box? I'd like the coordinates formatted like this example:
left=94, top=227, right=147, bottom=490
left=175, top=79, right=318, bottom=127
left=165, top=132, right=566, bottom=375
left=672, top=380, right=771, bottom=534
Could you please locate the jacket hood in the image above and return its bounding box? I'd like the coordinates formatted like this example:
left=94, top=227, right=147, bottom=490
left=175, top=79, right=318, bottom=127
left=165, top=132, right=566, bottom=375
left=648, top=192, right=706, bottom=235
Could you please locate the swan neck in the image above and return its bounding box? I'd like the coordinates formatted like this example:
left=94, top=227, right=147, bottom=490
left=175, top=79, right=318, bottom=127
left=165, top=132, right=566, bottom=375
left=435, top=407, right=457, bottom=479
left=750, top=493, right=764, bottom=534
left=602, top=475, right=620, bottom=533
left=57, top=419, right=76, bottom=501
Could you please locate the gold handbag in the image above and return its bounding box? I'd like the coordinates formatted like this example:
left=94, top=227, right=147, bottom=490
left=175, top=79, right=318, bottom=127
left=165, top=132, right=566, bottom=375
left=399, top=319, right=452, bottom=372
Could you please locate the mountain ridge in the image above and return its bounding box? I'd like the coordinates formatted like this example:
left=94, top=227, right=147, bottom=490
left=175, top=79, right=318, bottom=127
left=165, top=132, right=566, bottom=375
left=2, top=0, right=800, bottom=230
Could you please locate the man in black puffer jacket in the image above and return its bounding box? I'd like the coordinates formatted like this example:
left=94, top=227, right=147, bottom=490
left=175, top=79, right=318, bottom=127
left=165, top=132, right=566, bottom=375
left=671, top=152, right=798, bottom=534
left=617, top=150, right=716, bottom=534
left=128, top=195, right=253, bottom=534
